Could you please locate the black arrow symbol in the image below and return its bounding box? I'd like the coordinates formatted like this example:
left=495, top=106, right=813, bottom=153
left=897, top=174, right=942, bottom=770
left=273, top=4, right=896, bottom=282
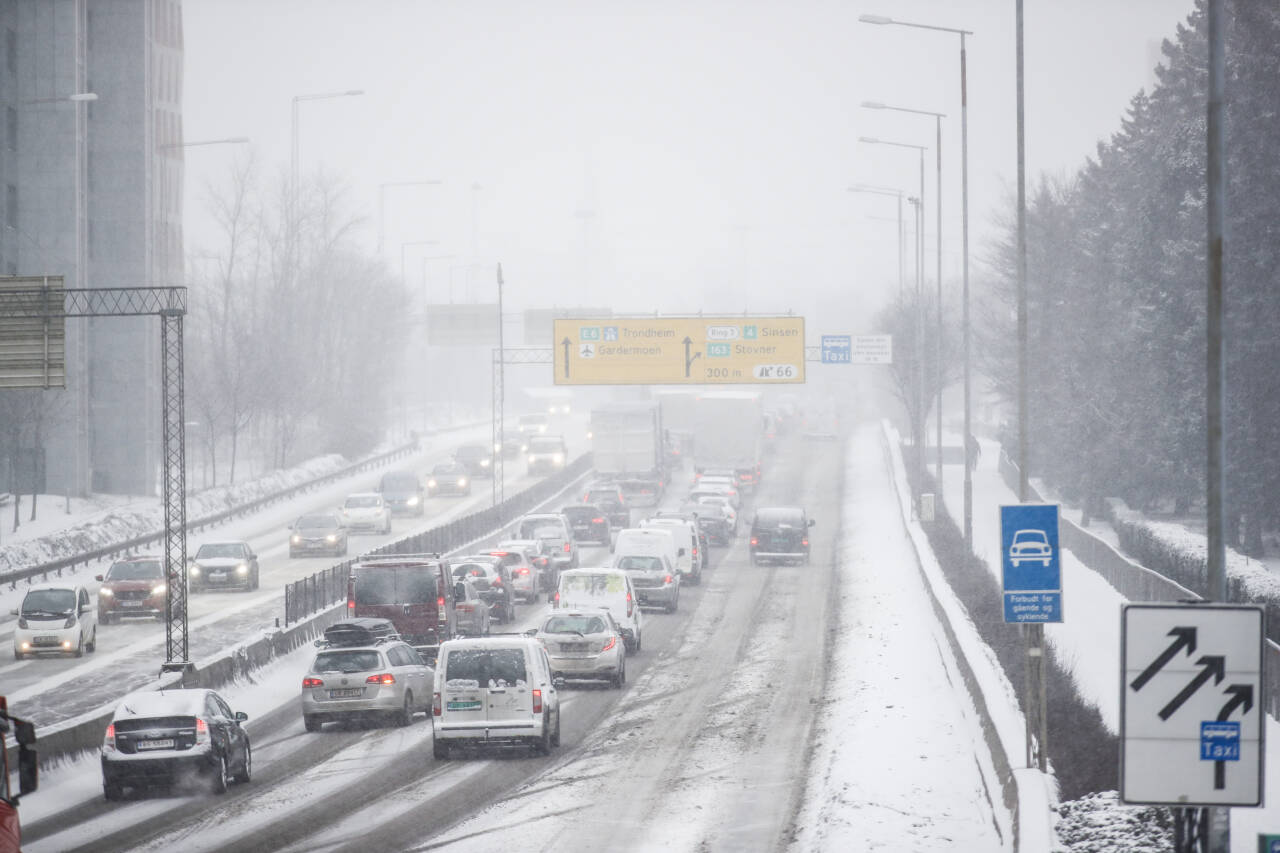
left=1213, top=684, right=1254, bottom=790
left=683, top=337, right=701, bottom=378
left=561, top=337, right=571, bottom=379
left=1130, top=626, right=1197, bottom=692
left=1158, top=655, right=1225, bottom=721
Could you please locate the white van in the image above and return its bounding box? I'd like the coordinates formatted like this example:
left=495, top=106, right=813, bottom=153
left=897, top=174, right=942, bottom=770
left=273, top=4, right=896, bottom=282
left=555, top=568, right=644, bottom=652
left=431, top=636, right=561, bottom=759
left=12, top=583, right=98, bottom=659
left=631, top=522, right=702, bottom=585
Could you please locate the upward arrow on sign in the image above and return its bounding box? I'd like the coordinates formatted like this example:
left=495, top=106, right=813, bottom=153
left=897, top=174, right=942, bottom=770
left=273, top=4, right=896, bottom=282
left=1130, top=626, right=1197, bottom=692
left=561, top=337, right=571, bottom=379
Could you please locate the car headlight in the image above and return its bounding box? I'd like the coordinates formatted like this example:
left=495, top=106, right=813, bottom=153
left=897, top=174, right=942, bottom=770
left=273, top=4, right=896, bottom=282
left=291, top=534, right=302, bottom=544
left=236, top=563, right=249, bottom=575
left=99, top=588, right=113, bottom=597
left=190, top=565, right=201, bottom=575
left=64, top=615, right=76, bottom=629
left=528, top=456, right=536, bottom=464
left=553, top=453, right=564, bottom=464
left=152, top=583, right=167, bottom=595
left=539, top=425, right=546, bottom=432
left=407, top=495, right=421, bottom=506
left=480, top=458, right=490, bottom=467
left=457, top=477, right=468, bottom=487
left=494, top=442, right=502, bottom=452
left=428, top=479, right=438, bottom=488
left=326, top=534, right=338, bottom=543
left=586, top=430, right=593, bottom=439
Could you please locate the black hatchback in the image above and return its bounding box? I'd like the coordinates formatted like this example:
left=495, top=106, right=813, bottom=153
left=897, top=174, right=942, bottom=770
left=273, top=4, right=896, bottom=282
left=749, top=507, right=815, bottom=565
left=560, top=504, right=611, bottom=545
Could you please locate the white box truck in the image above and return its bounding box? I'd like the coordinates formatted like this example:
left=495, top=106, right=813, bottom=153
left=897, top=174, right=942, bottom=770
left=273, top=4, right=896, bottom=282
left=590, top=402, right=665, bottom=506
left=693, top=392, right=763, bottom=492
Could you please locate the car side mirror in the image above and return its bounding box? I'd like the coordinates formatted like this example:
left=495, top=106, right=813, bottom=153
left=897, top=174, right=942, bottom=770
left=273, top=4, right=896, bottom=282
left=234, top=711, right=249, bottom=723
left=18, top=742, right=37, bottom=796
left=808, top=519, right=816, bottom=528
left=524, top=628, right=538, bottom=637
left=94, top=574, right=104, bottom=582
left=678, top=548, right=686, bottom=557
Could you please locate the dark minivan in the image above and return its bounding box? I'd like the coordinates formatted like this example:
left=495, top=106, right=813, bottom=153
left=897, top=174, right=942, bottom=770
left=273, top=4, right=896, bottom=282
left=748, top=507, right=815, bottom=566
left=379, top=470, right=426, bottom=517
left=347, top=555, right=456, bottom=661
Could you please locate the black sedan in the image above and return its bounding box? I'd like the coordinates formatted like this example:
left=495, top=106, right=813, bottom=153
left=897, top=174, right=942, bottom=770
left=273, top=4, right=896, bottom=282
left=427, top=462, right=472, bottom=497
left=560, top=504, right=611, bottom=545
left=454, top=444, right=494, bottom=479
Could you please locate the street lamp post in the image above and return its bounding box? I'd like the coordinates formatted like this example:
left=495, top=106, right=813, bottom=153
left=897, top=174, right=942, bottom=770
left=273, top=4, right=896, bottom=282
left=378, top=180, right=443, bottom=257
left=860, top=12, right=974, bottom=552
left=847, top=184, right=906, bottom=296
left=860, top=136, right=929, bottom=507
left=864, top=102, right=946, bottom=492
left=400, top=240, right=440, bottom=288
left=290, top=90, right=363, bottom=197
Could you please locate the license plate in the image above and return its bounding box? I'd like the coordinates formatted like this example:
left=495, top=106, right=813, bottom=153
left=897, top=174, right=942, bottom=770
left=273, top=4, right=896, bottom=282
left=34, top=636, right=58, bottom=645
left=137, top=739, right=175, bottom=750
left=121, top=601, right=143, bottom=607
left=329, top=688, right=362, bottom=699
left=447, top=700, right=482, bottom=711
left=560, top=643, right=589, bottom=653
left=209, top=572, right=227, bottom=581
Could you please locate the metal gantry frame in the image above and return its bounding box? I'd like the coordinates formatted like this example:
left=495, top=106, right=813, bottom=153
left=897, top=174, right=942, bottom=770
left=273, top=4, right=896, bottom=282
left=0, top=286, right=191, bottom=673
left=491, top=345, right=553, bottom=507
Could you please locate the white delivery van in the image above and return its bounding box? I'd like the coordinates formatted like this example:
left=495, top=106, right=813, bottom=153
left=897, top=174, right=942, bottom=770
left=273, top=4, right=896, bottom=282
left=637, top=518, right=702, bottom=585
left=555, top=568, right=644, bottom=652
left=431, top=636, right=561, bottom=759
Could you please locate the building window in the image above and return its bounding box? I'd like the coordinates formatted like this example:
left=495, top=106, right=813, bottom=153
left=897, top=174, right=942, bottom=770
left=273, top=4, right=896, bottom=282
left=5, top=185, right=15, bottom=230
left=5, top=29, right=14, bottom=74
left=6, top=106, right=15, bottom=152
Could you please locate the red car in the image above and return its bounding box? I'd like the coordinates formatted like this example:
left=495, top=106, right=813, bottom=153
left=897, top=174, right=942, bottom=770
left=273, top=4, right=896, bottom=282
left=96, top=557, right=178, bottom=624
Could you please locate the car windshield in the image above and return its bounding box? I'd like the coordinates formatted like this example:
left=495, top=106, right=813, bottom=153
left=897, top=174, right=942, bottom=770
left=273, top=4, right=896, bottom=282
left=196, top=543, right=244, bottom=559
left=22, top=588, right=76, bottom=615
left=452, top=563, right=494, bottom=580
left=353, top=568, right=437, bottom=605
left=561, top=506, right=598, bottom=522
left=518, top=518, right=561, bottom=539
left=443, top=648, right=527, bottom=688
left=381, top=474, right=417, bottom=490
left=543, top=615, right=606, bottom=635
left=519, top=415, right=547, bottom=425
left=561, top=573, right=625, bottom=596
left=432, top=464, right=461, bottom=475
left=312, top=650, right=381, bottom=674
left=1014, top=531, right=1048, bottom=544
left=755, top=509, right=803, bottom=528
left=107, top=560, right=163, bottom=580
left=345, top=496, right=381, bottom=508
left=528, top=438, right=563, bottom=452
left=456, top=446, right=486, bottom=459
left=617, top=555, right=664, bottom=572
left=586, top=490, right=621, bottom=504
left=297, top=515, right=338, bottom=530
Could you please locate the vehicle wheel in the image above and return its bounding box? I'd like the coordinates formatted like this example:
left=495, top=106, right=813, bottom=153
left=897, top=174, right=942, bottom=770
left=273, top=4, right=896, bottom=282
left=340, top=544, right=349, bottom=557
left=666, top=596, right=678, bottom=614
left=86, top=629, right=97, bottom=653
left=13, top=649, right=22, bottom=661
left=396, top=692, right=414, bottom=727
left=210, top=753, right=229, bottom=794
left=74, top=637, right=84, bottom=658
left=691, top=572, right=701, bottom=587
left=750, top=554, right=759, bottom=566
left=551, top=711, right=562, bottom=747
left=612, top=657, right=626, bottom=689
left=535, top=718, right=552, bottom=756
left=103, top=777, right=124, bottom=802
left=232, top=743, right=252, bottom=784
left=290, top=550, right=298, bottom=559
left=635, top=631, right=642, bottom=652
left=304, top=715, right=323, bottom=733
left=433, top=739, right=450, bottom=760
left=252, top=571, right=260, bottom=590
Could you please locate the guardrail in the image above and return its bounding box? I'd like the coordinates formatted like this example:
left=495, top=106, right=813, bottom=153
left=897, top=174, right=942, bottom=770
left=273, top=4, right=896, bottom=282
left=0, top=423, right=489, bottom=590
left=283, top=453, right=594, bottom=625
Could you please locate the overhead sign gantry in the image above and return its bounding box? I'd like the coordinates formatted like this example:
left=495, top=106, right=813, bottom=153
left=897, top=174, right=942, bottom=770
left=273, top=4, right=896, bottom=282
left=552, top=316, right=806, bottom=385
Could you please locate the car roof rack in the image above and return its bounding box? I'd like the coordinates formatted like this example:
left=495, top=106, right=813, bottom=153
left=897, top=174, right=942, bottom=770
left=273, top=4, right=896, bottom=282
left=320, top=617, right=401, bottom=648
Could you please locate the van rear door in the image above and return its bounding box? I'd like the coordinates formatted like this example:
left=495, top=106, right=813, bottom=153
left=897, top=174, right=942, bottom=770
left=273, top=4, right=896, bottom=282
left=439, top=648, right=531, bottom=729
left=352, top=566, right=441, bottom=646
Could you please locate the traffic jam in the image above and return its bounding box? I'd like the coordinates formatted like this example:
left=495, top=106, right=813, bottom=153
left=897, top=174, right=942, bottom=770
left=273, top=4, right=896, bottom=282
left=2, top=390, right=823, bottom=851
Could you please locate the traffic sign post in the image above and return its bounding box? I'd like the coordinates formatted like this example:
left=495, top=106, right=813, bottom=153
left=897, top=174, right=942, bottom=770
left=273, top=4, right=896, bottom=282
left=852, top=334, right=893, bottom=364
left=1000, top=504, right=1062, bottom=623
left=552, top=316, right=805, bottom=385
left=1121, top=603, right=1264, bottom=807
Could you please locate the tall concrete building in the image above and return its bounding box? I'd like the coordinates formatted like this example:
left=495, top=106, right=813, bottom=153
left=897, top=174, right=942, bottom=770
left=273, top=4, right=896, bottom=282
left=2, top=0, right=182, bottom=496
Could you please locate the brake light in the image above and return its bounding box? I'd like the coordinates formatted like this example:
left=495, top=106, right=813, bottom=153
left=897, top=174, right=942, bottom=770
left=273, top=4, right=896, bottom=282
left=347, top=596, right=355, bottom=613
left=491, top=577, right=503, bottom=587
left=532, top=688, right=543, bottom=713
left=457, top=603, right=474, bottom=612
left=104, top=722, right=117, bottom=750
left=438, top=596, right=445, bottom=608
left=750, top=537, right=759, bottom=546
left=627, top=591, right=633, bottom=617
left=563, top=542, right=571, bottom=553
left=366, top=673, right=395, bottom=685
left=490, top=551, right=510, bottom=557
left=554, top=591, right=561, bottom=605
left=802, top=538, right=810, bottom=547
left=601, top=636, right=617, bottom=652
left=692, top=547, right=698, bottom=556
left=665, top=575, right=674, bottom=584
left=195, top=718, right=209, bottom=744
left=592, top=517, right=604, bottom=524
left=433, top=692, right=442, bottom=716
left=303, top=677, right=324, bottom=688
left=517, top=567, right=529, bottom=575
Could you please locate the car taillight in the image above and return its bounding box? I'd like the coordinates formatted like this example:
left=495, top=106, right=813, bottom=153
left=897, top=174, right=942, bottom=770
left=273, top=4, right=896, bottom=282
left=665, top=575, right=674, bottom=584
left=532, top=689, right=543, bottom=714
left=491, top=577, right=503, bottom=586
left=692, top=547, right=698, bottom=556
left=592, top=518, right=604, bottom=524
left=517, top=567, right=529, bottom=575
left=626, top=592, right=633, bottom=617
left=433, top=693, right=442, bottom=716
left=563, top=542, right=571, bottom=553
left=347, top=596, right=355, bottom=613
left=458, top=603, right=473, bottom=612
left=600, top=635, right=616, bottom=652
left=104, top=722, right=116, bottom=751
left=195, top=718, right=210, bottom=744
left=554, top=591, right=560, bottom=605
left=303, top=677, right=324, bottom=688
left=438, top=595, right=445, bottom=608
left=750, top=537, right=759, bottom=546
left=802, top=538, right=810, bottom=547
left=366, top=673, right=395, bottom=685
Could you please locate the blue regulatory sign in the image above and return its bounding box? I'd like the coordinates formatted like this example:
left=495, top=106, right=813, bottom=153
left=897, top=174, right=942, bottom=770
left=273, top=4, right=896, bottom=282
left=821, top=335, right=852, bottom=364
left=1201, top=722, right=1240, bottom=761
left=1000, top=504, right=1062, bottom=623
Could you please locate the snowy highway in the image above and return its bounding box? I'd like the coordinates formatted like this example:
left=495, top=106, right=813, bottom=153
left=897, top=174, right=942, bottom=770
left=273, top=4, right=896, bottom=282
left=13, top=421, right=1009, bottom=852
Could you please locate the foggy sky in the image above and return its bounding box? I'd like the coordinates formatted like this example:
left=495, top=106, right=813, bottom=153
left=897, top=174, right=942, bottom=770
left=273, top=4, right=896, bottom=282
left=182, top=0, right=1190, bottom=336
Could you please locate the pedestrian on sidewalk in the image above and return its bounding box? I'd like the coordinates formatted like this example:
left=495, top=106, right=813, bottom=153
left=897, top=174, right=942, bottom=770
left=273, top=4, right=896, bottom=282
left=966, top=433, right=982, bottom=471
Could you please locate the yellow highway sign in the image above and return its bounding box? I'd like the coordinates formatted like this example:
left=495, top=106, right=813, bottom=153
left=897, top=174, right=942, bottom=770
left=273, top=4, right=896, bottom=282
left=553, top=316, right=805, bottom=385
